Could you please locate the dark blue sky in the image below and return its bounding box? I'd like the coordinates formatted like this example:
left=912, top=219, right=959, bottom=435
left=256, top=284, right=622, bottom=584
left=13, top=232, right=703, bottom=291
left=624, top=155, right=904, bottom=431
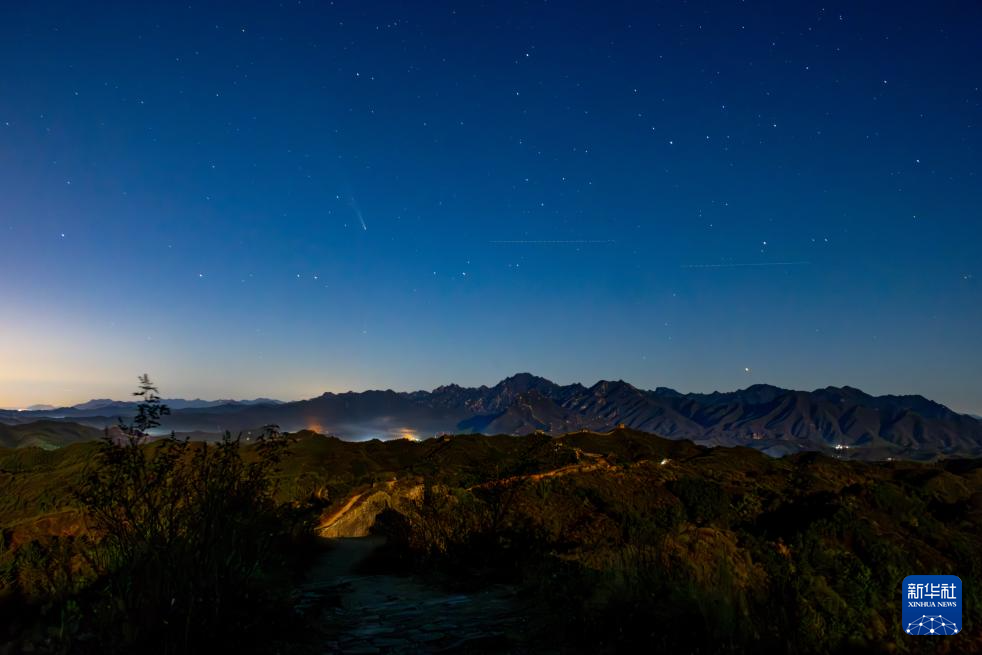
left=1, top=1, right=980, bottom=412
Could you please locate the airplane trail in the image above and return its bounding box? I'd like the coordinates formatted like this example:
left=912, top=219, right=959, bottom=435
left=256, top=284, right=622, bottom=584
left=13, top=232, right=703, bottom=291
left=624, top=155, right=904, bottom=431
left=489, top=239, right=616, bottom=245
left=681, top=261, right=810, bottom=269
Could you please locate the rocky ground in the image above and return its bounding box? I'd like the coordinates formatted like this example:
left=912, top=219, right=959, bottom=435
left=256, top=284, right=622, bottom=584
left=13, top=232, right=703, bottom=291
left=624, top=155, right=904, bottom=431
left=295, top=537, right=542, bottom=654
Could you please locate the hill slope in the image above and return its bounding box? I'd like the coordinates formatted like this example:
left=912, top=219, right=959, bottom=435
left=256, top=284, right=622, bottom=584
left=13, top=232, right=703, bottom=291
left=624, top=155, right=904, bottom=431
left=0, top=421, right=104, bottom=450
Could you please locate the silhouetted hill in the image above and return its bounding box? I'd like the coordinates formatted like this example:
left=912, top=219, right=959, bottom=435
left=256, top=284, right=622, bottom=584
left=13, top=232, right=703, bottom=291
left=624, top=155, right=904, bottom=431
left=4, top=397, right=282, bottom=416
left=0, top=421, right=104, bottom=450
left=5, top=376, right=981, bottom=460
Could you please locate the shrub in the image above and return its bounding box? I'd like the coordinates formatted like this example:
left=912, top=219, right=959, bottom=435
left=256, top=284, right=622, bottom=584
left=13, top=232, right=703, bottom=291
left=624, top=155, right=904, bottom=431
left=66, top=376, right=297, bottom=653
left=669, top=477, right=730, bottom=524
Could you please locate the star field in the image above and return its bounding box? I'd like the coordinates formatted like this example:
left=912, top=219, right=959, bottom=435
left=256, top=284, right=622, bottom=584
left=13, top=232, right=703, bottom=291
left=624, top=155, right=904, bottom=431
left=0, top=1, right=979, bottom=412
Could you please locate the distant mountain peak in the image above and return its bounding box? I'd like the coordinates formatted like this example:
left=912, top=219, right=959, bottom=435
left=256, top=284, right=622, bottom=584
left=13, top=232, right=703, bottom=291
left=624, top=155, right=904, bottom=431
left=744, top=383, right=786, bottom=392
left=589, top=379, right=639, bottom=396
left=496, top=372, right=554, bottom=387
left=653, top=386, right=683, bottom=397
left=433, top=382, right=463, bottom=391
left=9, top=374, right=979, bottom=460
left=73, top=398, right=119, bottom=410
left=491, top=373, right=561, bottom=395
left=815, top=385, right=869, bottom=397
left=54, top=397, right=284, bottom=413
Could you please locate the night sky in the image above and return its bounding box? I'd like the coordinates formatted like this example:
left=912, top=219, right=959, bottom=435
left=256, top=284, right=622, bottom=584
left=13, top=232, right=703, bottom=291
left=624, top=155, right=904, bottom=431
left=1, top=2, right=980, bottom=413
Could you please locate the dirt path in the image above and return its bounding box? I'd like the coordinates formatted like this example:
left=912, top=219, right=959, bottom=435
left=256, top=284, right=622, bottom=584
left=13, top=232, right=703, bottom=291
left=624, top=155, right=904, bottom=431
left=296, top=538, right=537, bottom=654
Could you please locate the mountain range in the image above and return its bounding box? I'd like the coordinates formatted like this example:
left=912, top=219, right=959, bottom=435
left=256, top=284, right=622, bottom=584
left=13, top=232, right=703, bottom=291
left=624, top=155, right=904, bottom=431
left=2, top=374, right=980, bottom=460
left=1, top=397, right=282, bottom=414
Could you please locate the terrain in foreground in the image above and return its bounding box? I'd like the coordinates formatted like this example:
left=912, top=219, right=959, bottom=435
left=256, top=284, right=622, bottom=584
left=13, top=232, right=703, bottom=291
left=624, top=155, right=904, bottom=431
left=2, top=428, right=981, bottom=653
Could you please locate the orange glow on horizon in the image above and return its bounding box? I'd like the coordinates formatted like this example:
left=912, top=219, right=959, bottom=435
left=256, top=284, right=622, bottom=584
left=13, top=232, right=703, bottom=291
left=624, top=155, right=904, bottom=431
left=305, top=418, right=327, bottom=434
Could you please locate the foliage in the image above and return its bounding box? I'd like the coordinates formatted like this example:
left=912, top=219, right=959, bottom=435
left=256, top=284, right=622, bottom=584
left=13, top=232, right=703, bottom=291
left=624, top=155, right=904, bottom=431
left=669, top=477, right=731, bottom=524
left=4, top=424, right=982, bottom=653
left=360, top=432, right=982, bottom=654
left=2, top=376, right=304, bottom=654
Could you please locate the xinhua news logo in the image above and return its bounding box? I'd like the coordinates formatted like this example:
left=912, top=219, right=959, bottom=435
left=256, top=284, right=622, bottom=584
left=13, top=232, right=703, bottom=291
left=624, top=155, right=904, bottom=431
left=903, top=575, right=961, bottom=636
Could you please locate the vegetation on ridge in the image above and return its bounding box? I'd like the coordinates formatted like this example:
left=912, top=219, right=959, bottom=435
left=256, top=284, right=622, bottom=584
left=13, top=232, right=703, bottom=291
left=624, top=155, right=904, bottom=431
left=365, top=432, right=982, bottom=653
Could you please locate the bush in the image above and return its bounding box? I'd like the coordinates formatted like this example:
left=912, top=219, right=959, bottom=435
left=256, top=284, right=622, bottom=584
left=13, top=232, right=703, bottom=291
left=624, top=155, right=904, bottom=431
left=669, top=477, right=731, bottom=524
left=61, top=376, right=298, bottom=653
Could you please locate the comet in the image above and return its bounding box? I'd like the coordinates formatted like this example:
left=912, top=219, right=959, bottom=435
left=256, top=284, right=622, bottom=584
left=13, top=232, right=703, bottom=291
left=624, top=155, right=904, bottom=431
left=348, top=196, right=367, bottom=231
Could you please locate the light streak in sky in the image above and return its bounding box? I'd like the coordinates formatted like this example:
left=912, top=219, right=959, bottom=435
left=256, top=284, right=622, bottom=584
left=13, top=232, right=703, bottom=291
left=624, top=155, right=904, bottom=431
left=681, top=261, right=810, bottom=269
left=348, top=196, right=367, bottom=230
left=489, top=239, right=616, bottom=244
